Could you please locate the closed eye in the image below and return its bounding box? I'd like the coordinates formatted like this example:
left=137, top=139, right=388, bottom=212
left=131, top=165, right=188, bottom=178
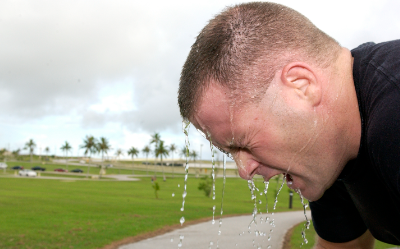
left=212, top=143, right=234, bottom=160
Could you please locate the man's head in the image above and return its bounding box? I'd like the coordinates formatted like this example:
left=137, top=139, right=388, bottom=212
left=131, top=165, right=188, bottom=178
left=178, top=2, right=340, bottom=120
left=178, top=2, right=361, bottom=201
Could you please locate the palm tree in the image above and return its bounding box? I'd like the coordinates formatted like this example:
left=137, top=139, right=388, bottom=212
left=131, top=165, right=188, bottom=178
left=180, top=146, right=188, bottom=160
left=169, top=143, right=177, bottom=178
left=44, top=147, right=50, bottom=161
left=150, top=133, right=161, bottom=176
left=127, top=147, right=139, bottom=175
left=60, top=141, right=72, bottom=171
left=190, top=150, right=198, bottom=165
left=12, top=149, right=21, bottom=160
left=142, top=145, right=151, bottom=176
left=115, top=149, right=123, bottom=160
left=97, top=137, right=111, bottom=167
left=155, top=140, right=169, bottom=181
left=80, top=135, right=98, bottom=177
left=115, top=149, right=123, bottom=174
left=24, top=139, right=36, bottom=166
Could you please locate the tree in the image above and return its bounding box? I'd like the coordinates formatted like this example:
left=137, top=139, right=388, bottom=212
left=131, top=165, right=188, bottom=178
left=169, top=143, right=177, bottom=178
left=0, top=148, right=6, bottom=161
left=127, top=147, right=139, bottom=175
left=115, top=149, right=123, bottom=174
left=24, top=139, right=36, bottom=166
left=97, top=137, right=111, bottom=176
left=12, top=149, right=21, bottom=160
left=44, top=147, right=50, bottom=161
left=150, top=133, right=161, bottom=176
left=190, top=150, right=198, bottom=165
left=198, top=175, right=212, bottom=197
left=80, top=135, right=98, bottom=177
left=115, top=149, right=123, bottom=160
left=142, top=145, right=151, bottom=176
left=152, top=182, right=160, bottom=199
left=155, top=140, right=169, bottom=181
left=97, top=137, right=111, bottom=164
left=180, top=146, right=187, bottom=160
left=60, top=141, right=72, bottom=171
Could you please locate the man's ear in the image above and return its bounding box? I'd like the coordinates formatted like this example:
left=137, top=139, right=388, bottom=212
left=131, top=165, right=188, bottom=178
left=280, top=62, right=322, bottom=106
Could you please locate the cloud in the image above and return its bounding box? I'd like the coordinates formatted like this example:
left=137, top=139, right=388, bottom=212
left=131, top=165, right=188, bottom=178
left=1, top=0, right=400, bottom=159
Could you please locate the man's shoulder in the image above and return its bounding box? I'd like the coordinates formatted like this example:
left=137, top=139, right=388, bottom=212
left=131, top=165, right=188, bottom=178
left=352, top=40, right=400, bottom=82
left=351, top=40, right=400, bottom=57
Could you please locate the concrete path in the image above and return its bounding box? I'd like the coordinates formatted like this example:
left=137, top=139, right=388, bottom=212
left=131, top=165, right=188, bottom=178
left=119, top=210, right=311, bottom=249
left=107, top=174, right=140, bottom=181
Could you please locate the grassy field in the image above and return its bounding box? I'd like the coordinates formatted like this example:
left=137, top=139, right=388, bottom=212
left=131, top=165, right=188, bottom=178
left=0, top=163, right=304, bottom=249
left=2, top=160, right=238, bottom=177
left=289, top=222, right=398, bottom=249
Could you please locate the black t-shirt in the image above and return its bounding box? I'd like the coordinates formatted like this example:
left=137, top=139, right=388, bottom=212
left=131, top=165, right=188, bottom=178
left=309, top=40, right=400, bottom=245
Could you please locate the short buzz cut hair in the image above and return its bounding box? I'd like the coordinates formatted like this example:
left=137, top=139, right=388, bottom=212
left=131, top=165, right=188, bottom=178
left=178, top=2, right=341, bottom=119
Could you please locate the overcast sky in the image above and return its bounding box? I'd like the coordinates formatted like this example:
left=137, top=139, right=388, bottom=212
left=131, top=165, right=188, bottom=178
left=0, top=0, right=399, bottom=159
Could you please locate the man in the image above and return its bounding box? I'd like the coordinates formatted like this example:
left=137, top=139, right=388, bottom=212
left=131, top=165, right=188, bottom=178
left=178, top=2, right=400, bottom=248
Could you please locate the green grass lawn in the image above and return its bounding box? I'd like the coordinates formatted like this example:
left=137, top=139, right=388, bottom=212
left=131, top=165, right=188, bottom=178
left=0, top=170, right=304, bottom=249
left=2, top=160, right=237, bottom=177
left=289, top=222, right=398, bottom=249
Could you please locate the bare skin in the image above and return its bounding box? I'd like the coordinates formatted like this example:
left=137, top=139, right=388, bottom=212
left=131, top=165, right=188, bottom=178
left=191, top=48, right=372, bottom=247
left=191, top=48, right=361, bottom=202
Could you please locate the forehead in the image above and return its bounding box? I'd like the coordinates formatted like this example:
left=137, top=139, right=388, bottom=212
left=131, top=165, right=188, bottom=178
left=191, top=83, right=231, bottom=132
left=191, top=82, right=261, bottom=145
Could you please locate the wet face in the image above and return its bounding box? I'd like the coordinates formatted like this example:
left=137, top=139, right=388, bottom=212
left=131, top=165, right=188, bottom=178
left=191, top=80, right=343, bottom=201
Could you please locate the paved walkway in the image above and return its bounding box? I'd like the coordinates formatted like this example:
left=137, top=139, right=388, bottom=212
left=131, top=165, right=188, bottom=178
left=119, top=210, right=311, bottom=249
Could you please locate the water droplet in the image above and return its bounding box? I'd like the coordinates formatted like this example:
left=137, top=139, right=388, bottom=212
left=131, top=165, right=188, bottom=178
left=180, top=235, right=184, bottom=239
left=172, top=193, right=175, bottom=197
left=180, top=217, right=185, bottom=225
left=178, top=184, right=180, bottom=187
left=170, top=238, right=173, bottom=242
left=258, top=200, right=262, bottom=204
left=182, top=191, right=187, bottom=198
left=209, top=241, right=214, bottom=245
left=180, top=207, right=184, bottom=211
left=268, top=235, right=271, bottom=241
left=178, top=242, right=182, bottom=247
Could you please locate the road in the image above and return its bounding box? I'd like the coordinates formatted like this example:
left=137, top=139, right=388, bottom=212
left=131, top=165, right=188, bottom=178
left=119, top=210, right=311, bottom=249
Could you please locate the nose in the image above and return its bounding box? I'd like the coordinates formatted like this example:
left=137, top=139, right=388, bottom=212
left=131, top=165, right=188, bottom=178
left=234, top=151, right=259, bottom=180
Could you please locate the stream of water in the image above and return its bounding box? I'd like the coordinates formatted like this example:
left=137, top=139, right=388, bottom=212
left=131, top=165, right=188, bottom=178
left=177, top=119, right=310, bottom=248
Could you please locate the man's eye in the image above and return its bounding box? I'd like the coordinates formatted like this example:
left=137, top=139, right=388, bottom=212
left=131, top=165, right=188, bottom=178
left=213, top=144, right=234, bottom=160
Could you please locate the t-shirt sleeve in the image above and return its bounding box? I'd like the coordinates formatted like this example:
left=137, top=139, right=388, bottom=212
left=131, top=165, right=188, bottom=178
left=309, top=180, right=367, bottom=243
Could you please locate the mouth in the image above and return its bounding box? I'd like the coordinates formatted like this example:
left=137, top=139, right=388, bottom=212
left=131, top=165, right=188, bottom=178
left=284, top=173, right=294, bottom=188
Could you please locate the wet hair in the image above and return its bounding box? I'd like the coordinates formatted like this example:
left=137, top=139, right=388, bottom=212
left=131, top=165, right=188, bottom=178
left=178, top=2, right=341, bottom=119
